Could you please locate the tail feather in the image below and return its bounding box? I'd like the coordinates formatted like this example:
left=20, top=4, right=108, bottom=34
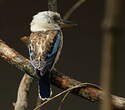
left=38, top=71, right=52, bottom=100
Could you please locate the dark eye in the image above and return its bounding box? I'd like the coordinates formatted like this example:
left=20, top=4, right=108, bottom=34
left=53, top=15, right=60, bottom=22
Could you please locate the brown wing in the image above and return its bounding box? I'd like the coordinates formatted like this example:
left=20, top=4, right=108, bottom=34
left=29, top=31, right=58, bottom=70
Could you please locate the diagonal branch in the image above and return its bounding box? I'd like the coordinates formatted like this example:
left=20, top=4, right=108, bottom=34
left=0, top=40, right=36, bottom=78
left=0, top=40, right=125, bottom=109
left=33, top=83, right=99, bottom=110
left=63, top=0, right=86, bottom=20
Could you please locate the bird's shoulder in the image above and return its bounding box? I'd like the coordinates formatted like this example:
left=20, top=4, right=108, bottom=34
left=30, top=31, right=58, bottom=49
left=30, top=31, right=58, bottom=40
left=29, top=30, right=61, bottom=56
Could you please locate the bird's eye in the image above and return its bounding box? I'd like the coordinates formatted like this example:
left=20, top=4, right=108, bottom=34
left=53, top=15, right=60, bottom=22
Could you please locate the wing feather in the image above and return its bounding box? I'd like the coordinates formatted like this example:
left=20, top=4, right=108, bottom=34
left=29, top=31, right=62, bottom=74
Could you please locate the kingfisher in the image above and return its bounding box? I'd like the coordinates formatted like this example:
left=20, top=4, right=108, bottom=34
left=29, top=11, right=75, bottom=100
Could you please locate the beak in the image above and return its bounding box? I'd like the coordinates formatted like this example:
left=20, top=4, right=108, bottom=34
left=60, top=20, right=77, bottom=28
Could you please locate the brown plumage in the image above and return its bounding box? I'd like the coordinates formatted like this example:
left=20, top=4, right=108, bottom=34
left=29, top=30, right=63, bottom=72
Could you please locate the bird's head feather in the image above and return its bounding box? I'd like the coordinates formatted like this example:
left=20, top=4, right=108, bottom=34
left=30, top=11, right=62, bottom=32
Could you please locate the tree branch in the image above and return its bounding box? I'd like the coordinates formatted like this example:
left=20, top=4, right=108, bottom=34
left=14, top=74, right=33, bottom=110
left=48, top=0, right=58, bottom=12
left=63, top=0, right=86, bottom=20
left=0, top=40, right=125, bottom=109
left=100, top=0, right=123, bottom=110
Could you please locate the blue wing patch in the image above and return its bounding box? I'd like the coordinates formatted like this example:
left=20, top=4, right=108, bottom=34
left=42, top=31, right=61, bottom=72
left=47, top=32, right=61, bottom=58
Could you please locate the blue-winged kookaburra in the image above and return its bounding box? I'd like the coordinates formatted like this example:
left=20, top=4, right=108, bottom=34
left=29, top=11, right=74, bottom=100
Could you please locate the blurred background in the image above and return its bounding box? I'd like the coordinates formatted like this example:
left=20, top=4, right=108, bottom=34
left=0, top=0, right=125, bottom=110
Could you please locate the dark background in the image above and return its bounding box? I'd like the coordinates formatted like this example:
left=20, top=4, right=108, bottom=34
left=0, top=0, right=125, bottom=110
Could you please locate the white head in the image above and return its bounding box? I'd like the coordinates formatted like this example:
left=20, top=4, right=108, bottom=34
left=30, top=11, right=62, bottom=32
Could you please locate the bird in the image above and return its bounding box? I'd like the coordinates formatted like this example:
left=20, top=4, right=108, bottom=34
left=29, top=11, right=75, bottom=100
